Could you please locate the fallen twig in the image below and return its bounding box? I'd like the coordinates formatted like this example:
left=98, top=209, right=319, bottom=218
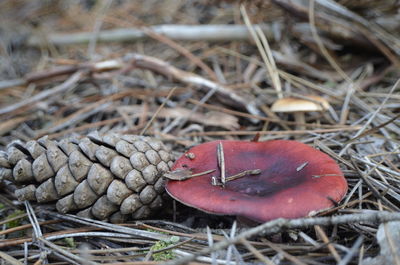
left=185, top=126, right=361, bottom=136
left=27, top=24, right=275, bottom=46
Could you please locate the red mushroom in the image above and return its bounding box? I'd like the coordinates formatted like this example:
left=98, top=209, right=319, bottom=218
left=165, top=140, right=347, bottom=223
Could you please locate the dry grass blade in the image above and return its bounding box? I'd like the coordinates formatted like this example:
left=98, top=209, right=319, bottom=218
left=337, top=235, right=363, bottom=265
left=314, top=225, right=341, bottom=262
left=0, top=220, right=59, bottom=236
left=206, top=226, right=217, bottom=265
left=240, top=5, right=283, bottom=99
left=87, top=0, right=114, bottom=59
left=144, top=29, right=218, bottom=81
left=0, top=251, right=24, bottom=265
left=263, top=240, right=307, bottom=265
left=38, top=101, right=112, bottom=136
left=350, top=155, right=399, bottom=211
left=0, top=71, right=85, bottom=116
left=140, top=86, right=178, bottom=135
left=382, top=223, right=400, bottom=265
left=0, top=116, right=31, bottom=136
left=42, top=211, right=175, bottom=241
left=315, top=0, right=400, bottom=57
left=240, top=238, right=276, bottom=265
left=340, top=78, right=400, bottom=156
left=346, top=112, right=400, bottom=145
left=38, top=237, right=99, bottom=265
left=0, top=213, right=27, bottom=226
left=309, top=0, right=351, bottom=82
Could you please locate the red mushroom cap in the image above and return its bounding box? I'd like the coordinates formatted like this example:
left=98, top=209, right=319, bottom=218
left=165, top=140, right=347, bottom=223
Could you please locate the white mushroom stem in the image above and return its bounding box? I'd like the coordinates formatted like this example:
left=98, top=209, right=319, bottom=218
left=294, top=112, right=306, bottom=130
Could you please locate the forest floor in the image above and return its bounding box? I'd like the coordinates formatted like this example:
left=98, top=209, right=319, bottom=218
left=0, top=1, right=399, bottom=264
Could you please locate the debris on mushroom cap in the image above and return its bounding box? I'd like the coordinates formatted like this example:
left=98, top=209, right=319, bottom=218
left=165, top=140, right=347, bottom=223
left=271, top=96, right=330, bottom=113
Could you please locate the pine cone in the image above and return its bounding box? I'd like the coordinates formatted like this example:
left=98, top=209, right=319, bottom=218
left=0, top=132, right=174, bottom=223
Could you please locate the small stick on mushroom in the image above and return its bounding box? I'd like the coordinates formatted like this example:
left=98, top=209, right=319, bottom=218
left=211, top=169, right=261, bottom=186
left=226, top=169, right=261, bottom=182
left=217, top=142, right=226, bottom=186
left=312, top=174, right=341, bottom=179
left=164, top=168, right=216, bottom=181
left=191, top=169, right=216, bottom=178
left=296, top=162, right=309, bottom=172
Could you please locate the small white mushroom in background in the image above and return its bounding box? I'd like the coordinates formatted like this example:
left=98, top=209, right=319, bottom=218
left=271, top=95, right=330, bottom=130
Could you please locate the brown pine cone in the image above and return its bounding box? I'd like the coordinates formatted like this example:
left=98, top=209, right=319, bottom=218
left=0, top=132, right=174, bottom=223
